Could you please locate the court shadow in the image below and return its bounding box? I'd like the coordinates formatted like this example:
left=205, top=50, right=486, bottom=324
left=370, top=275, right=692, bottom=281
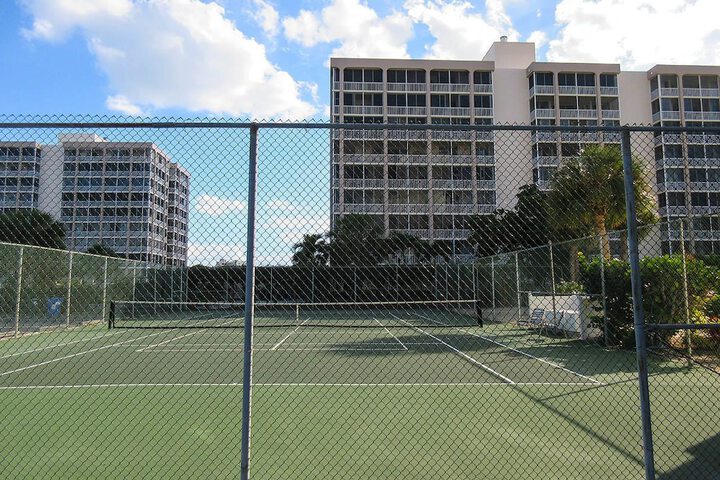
left=657, top=434, right=720, bottom=480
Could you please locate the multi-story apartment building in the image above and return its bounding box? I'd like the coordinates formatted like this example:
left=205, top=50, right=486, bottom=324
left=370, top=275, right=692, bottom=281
left=330, top=39, right=720, bottom=256
left=0, top=142, right=41, bottom=212
left=0, top=134, right=190, bottom=265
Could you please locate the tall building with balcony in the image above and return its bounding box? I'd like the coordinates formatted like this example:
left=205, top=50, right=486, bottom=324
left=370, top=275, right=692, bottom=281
left=330, top=40, right=720, bottom=255
left=0, top=134, right=190, bottom=265
left=0, top=142, right=41, bottom=212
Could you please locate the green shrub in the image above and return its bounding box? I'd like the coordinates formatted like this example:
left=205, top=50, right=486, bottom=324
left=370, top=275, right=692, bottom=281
left=555, top=281, right=584, bottom=294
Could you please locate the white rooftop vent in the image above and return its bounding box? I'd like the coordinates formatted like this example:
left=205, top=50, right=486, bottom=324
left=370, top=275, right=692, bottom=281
left=500, top=35, right=508, bottom=42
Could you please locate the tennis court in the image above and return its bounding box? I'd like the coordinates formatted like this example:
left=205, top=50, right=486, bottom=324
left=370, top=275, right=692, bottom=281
left=1, top=301, right=717, bottom=479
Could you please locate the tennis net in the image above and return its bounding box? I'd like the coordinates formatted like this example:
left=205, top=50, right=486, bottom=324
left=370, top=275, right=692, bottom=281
left=109, top=299, right=480, bottom=329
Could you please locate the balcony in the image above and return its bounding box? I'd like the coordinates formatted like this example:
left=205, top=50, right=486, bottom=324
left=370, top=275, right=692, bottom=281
left=387, top=154, right=428, bottom=164
left=659, top=206, right=687, bottom=217
left=388, top=204, right=429, bottom=213
left=657, top=181, right=686, bottom=191
left=431, top=179, right=474, bottom=189
left=682, top=88, right=720, bottom=97
left=558, top=86, right=596, bottom=95
left=657, top=157, right=684, bottom=167
left=338, top=153, right=384, bottom=163
left=430, top=154, right=474, bottom=164
left=653, top=133, right=682, bottom=146
left=529, top=85, right=554, bottom=96
left=476, top=155, right=495, bottom=165
left=560, top=132, right=601, bottom=142
left=334, top=204, right=384, bottom=214
left=387, top=106, right=427, bottom=116
left=473, top=84, right=493, bottom=93
left=600, top=86, right=619, bottom=96
left=406, top=229, right=431, bottom=238
left=343, top=81, right=384, bottom=91
left=387, top=83, right=426, bottom=92
left=430, top=130, right=473, bottom=141
left=476, top=180, right=496, bottom=189
left=530, top=109, right=555, bottom=120
left=686, top=134, right=720, bottom=144
left=388, top=179, right=429, bottom=189
left=343, top=106, right=383, bottom=116
left=476, top=131, right=494, bottom=142
left=433, top=229, right=470, bottom=240
left=601, top=109, right=620, bottom=119
left=430, top=107, right=471, bottom=117
left=533, top=155, right=559, bottom=167
left=531, top=132, right=558, bottom=143
left=430, top=83, right=470, bottom=93
left=341, top=129, right=385, bottom=140
left=651, top=111, right=681, bottom=123
left=650, top=88, right=680, bottom=100
left=387, top=130, right=427, bottom=140
left=433, top=204, right=475, bottom=214
left=473, top=107, right=494, bottom=117
left=559, top=109, right=598, bottom=118
left=684, top=111, right=720, bottom=121
left=333, top=105, right=340, bottom=115
left=344, top=179, right=385, bottom=188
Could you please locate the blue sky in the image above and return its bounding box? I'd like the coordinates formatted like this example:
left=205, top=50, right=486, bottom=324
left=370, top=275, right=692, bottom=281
left=1, top=0, right=719, bottom=265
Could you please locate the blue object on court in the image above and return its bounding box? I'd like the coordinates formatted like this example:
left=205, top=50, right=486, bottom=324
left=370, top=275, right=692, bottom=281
left=47, top=297, right=63, bottom=316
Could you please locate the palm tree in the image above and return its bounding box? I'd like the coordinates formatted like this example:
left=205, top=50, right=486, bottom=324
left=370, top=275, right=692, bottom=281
left=0, top=209, right=66, bottom=249
left=292, top=233, right=328, bottom=267
left=547, top=144, right=656, bottom=259
left=383, top=231, right=432, bottom=264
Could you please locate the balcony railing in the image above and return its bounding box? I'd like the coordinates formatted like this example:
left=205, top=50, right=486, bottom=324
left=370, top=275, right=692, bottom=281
left=473, top=84, right=493, bottom=93
left=651, top=111, right=681, bottom=123
left=533, top=155, right=559, bottom=167
left=343, top=106, right=383, bottom=115
left=344, top=179, right=385, bottom=188
left=650, top=87, right=679, bottom=99
left=559, top=109, right=598, bottom=118
left=659, top=206, right=687, bottom=217
left=429, top=83, right=470, bottom=93
left=530, top=109, right=556, bottom=119
left=430, top=154, right=474, bottom=164
left=388, top=204, right=430, bottom=213
left=430, top=107, right=471, bottom=117
left=476, top=131, right=494, bottom=142
left=531, top=132, right=558, bottom=143
left=682, top=88, right=720, bottom=97
left=342, top=81, right=384, bottom=91
left=657, top=181, right=686, bottom=191
left=476, top=155, right=495, bottom=165
left=338, top=153, right=384, bottom=163
left=341, top=129, right=385, bottom=140
left=473, top=107, right=494, bottom=117
left=529, top=85, right=554, bottom=96
left=335, top=204, right=384, bottom=213
left=601, top=109, right=620, bottom=119
left=387, top=154, right=428, bottom=164
left=387, top=83, right=426, bottom=92
left=431, top=179, right=474, bottom=189
left=653, top=133, right=683, bottom=145
left=600, top=86, right=619, bottom=96
left=430, top=130, right=473, bottom=141
left=432, top=229, right=470, bottom=240
left=684, top=111, right=720, bottom=121
left=387, top=130, right=427, bottom=140
left=433, top=204, right=475, bottom=214
left=387, top=179, right=429, bottom=189
left=476, top=180, right=496, bottom=189
left=387, top=106, right=427, bottom=116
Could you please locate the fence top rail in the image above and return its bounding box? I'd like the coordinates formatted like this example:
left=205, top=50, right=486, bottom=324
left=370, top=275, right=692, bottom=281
left=2, top=119, right=720, bottom=134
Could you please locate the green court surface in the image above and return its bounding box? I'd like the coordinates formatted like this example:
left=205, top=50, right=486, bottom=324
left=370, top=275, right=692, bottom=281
left=0, top=318, right=718, bottom=479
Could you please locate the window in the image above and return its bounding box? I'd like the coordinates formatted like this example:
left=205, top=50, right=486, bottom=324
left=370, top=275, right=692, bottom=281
left=576, top=73, right=595, bottom=86
left=558, top=73, right=576, bottom=86
left=600, top=74, right=617, bottom=87
left=474, top=71, right=492, bottom=85
left=474, top=95, right=492, bottom=108
left=535, top=72, right=553, bottom=86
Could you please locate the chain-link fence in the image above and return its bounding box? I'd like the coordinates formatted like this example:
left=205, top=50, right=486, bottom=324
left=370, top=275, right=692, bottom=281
left=0, top=118, right=718, bottom=479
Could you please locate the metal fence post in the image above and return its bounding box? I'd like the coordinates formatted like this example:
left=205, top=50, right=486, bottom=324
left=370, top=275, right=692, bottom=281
left=679, top=219, right=692, bottom=358
left=621, top=127, right=656, bottom=480
left=241, top=123, right=259, bottom=480
left=66, top=251, right=74, bottom=328
left=491, top=256, right=496, bottom=318
left=14, top=246, right=24, bottom=337
left=599, top=235, right=609, bottom=347
left=515, top=252, right=521, bottom=322
left=549, top=241, right=557, bottom=321
left=102, top=257, right=109, bottom=323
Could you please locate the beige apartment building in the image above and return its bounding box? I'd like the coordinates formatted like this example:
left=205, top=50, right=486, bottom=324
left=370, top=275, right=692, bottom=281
left=330, top=40, right=720, bottom=256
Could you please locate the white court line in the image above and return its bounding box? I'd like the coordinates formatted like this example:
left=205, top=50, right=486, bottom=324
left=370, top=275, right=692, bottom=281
left=374, top=318, right=408, bottom=350
left=145, top=347, right=406, bottom=353
left=270, top=318, right=310, bottom=350
left=390, top=315, right=515, bottom=384
left=0, top=329, right=125, bottom=360
left=0, top=381, right=597, bottom=390
left=0, top=329, right=176, bottom=378
left=414, top=313, right=604, bottom=386
left=136, top=329, right=210, bottom=352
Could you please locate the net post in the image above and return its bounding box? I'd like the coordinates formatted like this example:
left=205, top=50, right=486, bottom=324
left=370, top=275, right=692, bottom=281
left=679, top=219, right=692, bottom=359
left=14, top=246, right=24, bottom=337
left=108, top=300, right=115, bottom=329
left=599, top=235, right=609, bottom=347
left=102, top=256, right=109, bottom=324
left=621, top=127, right=656, bottom=480
left=66, top=251, right=74, bottom=328
left=241, top=122, right=259, bottom=480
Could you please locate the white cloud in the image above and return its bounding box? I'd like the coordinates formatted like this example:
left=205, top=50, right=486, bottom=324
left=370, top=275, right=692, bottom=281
left=251, top=0, right=280, bottom=37
left=21, top=0, right=317, bottom=119
left=195, top=195, right=246, bottom=216
left=106, top=94, right=145, bottom=116
left=187, top=242, right=244, bottom=266
left=526, top=30, right=547, bottom=49
left=547, top=0, right=720, bottom=69
left=283, top=0, right=414, bottom=58
left=404, top=0, right=519, bottom=59
left=264, top=199, right=297, bottom=211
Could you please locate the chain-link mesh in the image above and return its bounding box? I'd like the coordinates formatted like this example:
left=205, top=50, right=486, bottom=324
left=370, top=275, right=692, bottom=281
left=0, top=119, right=718, bottom=479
